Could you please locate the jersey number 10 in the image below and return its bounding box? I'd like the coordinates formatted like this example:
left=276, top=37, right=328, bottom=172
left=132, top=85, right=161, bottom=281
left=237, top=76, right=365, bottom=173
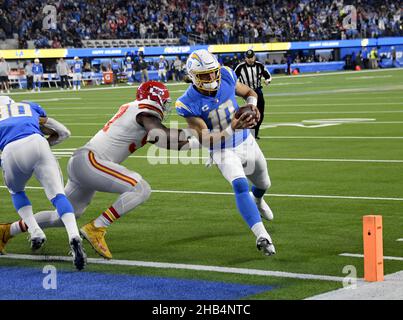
left=0, top=103, right=33, bottom=121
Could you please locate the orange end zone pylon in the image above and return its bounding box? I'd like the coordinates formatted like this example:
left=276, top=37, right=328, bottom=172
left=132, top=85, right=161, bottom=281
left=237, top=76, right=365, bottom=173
left=363, top=215, right=384, bottom=282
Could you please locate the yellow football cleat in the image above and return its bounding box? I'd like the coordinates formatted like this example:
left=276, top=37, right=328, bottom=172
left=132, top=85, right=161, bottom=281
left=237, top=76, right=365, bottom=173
left=0, top=223, right=12, bottom=255
left=80, top=221, right=112, bottom=260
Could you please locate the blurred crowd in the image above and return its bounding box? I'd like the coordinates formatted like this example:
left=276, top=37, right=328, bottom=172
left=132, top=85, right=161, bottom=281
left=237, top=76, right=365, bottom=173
left=0, top=0, right=402, bottom=49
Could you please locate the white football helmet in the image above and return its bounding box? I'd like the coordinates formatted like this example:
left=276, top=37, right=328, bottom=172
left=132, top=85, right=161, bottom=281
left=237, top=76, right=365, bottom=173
left=186, top=49, right=221, bottom=92
left=34, top=58, right=39, bottom=63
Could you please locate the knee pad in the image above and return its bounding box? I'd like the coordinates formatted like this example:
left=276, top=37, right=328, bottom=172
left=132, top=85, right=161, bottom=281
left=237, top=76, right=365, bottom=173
left=232, top=177, right=249, bottom=194
left=11, top=191, right=31, bottom=211
left=51, top=193, right=74, bottom=217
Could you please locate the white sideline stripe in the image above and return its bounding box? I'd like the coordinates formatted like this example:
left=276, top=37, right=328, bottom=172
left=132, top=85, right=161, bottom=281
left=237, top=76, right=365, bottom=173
left=0, top=253, right=346, bottom=282
left=1, top=185, right=401, bottom=202
left=397, top=239, right=403, bottom=242
left=339, top=253, right=403, bottom=262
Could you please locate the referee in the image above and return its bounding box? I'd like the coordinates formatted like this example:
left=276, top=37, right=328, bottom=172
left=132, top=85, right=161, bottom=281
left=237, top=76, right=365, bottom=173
left=234, top=49, right=272, bottom=139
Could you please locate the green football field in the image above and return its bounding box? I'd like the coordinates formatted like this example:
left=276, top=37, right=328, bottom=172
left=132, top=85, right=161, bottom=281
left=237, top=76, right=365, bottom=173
left=0, top=68, right=402, bottom=300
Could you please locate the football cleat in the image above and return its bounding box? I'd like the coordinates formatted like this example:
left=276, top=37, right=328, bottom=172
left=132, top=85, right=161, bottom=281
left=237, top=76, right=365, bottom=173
left=80, top=221, right=112, bottom=260
left=0, top=223, right=13, bottom=254
left=29, top=228, right=46, bottom=251
left=256, top=236, right=276, bottom=256
left=250, top=192, right=274, bottom=221
left=69, top=237, right=87, bottom=271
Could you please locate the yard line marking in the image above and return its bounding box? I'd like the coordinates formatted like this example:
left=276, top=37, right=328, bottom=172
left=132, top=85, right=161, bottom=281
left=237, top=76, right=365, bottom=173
left=270, top=81, right=312, bottom=86
left=50, top=150, right=403, bottom=163
left=339, top=253, right=403, bottom=261
left=258, top=136, right=403, bottom=140
left=397, top=239, right=403, bottom=242
left=1, top=185, right=401, bottom=202
left=0, top=253, right=348, bottom=282
left=22, top=98, right=82, bottom=102
left=345, top=75, right=393, bottom=80
left=265, top=85, right=403, bottom=97
left=50, top=151, right=403, bottom=164
left=271, top=68, right=403, bottom=79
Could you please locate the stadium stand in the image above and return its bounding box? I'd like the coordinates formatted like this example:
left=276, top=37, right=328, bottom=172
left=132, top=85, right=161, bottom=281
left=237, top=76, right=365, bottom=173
left=0, top=0, right=401, bottom=49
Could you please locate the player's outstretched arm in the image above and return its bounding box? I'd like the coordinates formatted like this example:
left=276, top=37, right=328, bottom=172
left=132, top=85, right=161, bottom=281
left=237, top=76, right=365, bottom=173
left=185, top=113, right=256, bottom=149
left=137, top=113, right=192, bottom=150
left=39, top=116, right=71, bottom=146
left=235, top=81, right=260, bottom=121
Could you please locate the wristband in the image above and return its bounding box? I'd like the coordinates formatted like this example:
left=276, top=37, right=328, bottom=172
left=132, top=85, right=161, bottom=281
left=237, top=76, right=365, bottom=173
left=246, top=96, right=257, bottom=107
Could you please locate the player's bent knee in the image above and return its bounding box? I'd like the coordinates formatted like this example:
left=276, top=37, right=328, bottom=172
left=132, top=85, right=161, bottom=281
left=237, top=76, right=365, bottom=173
left=136, top=179, right=151, bottom=202
left=11, top=191, right=31, bottom=211
left=232, top=177, right=249, bottom=194
left=51, top=193, right=74, bottom=217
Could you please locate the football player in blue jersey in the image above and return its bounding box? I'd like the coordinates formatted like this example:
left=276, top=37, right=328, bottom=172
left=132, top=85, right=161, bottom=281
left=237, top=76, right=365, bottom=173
left=125, top=57, right=135, bottom=85
left=175, top=49, right=276, bottom=256
left=0, top=95, right=87, bottom=269
left=32, top=58, right=43, bottom=92
left=158, top=55, right=168, bottom=83
left=72, top=56, right=83, bottom=90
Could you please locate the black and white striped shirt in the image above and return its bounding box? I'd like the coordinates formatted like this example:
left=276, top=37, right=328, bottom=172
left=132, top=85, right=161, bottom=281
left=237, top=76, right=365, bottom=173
left=234, top=61, right=272, bottom=90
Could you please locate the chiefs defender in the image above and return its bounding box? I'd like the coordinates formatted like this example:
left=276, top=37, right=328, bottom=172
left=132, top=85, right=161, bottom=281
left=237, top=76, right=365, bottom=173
left=0, top=81, right=253, bottom=259
left=0, top=81, right=186, bottom=259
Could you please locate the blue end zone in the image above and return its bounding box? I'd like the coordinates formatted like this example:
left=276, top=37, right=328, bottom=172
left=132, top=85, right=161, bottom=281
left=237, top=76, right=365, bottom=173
left=0, top=266, right=274, bottom=300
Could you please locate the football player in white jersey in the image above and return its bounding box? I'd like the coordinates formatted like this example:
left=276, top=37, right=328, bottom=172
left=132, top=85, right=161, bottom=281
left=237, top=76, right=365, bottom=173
left=0, top=81, right=253, bottom=259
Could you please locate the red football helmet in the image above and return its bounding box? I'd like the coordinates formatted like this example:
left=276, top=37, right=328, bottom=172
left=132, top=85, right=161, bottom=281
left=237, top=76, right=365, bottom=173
left=136, top=81, right=171, bottom=117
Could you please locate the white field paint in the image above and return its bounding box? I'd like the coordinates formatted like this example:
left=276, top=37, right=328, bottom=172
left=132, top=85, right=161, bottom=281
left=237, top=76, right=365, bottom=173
left=339, top=253, right=403, bottom=262
left=1, top=185, right=402, bottom=202
left=0, top=253, right=355, bottom=282
left=260, top=118, right=376, bottom=129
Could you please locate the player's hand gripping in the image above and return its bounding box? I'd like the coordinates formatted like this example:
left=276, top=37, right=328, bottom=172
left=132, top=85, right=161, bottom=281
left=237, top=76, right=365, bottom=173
left=231, top=112, right=257, bottom=130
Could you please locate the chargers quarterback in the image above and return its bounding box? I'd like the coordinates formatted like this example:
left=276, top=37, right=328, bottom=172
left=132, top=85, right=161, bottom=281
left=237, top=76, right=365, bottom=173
left=0, top=95, right=86, bottom=270
left=0, top=82, right=246, bottom=259
left=176, top=49, right=276, bottom=256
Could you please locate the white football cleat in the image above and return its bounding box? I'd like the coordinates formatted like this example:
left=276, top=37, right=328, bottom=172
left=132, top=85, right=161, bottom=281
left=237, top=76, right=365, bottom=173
left=256, top=236, right=276, bottom=256
left=29, top=228, right=46, bottom=251
left=250, top=192, right=274, bottom=221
